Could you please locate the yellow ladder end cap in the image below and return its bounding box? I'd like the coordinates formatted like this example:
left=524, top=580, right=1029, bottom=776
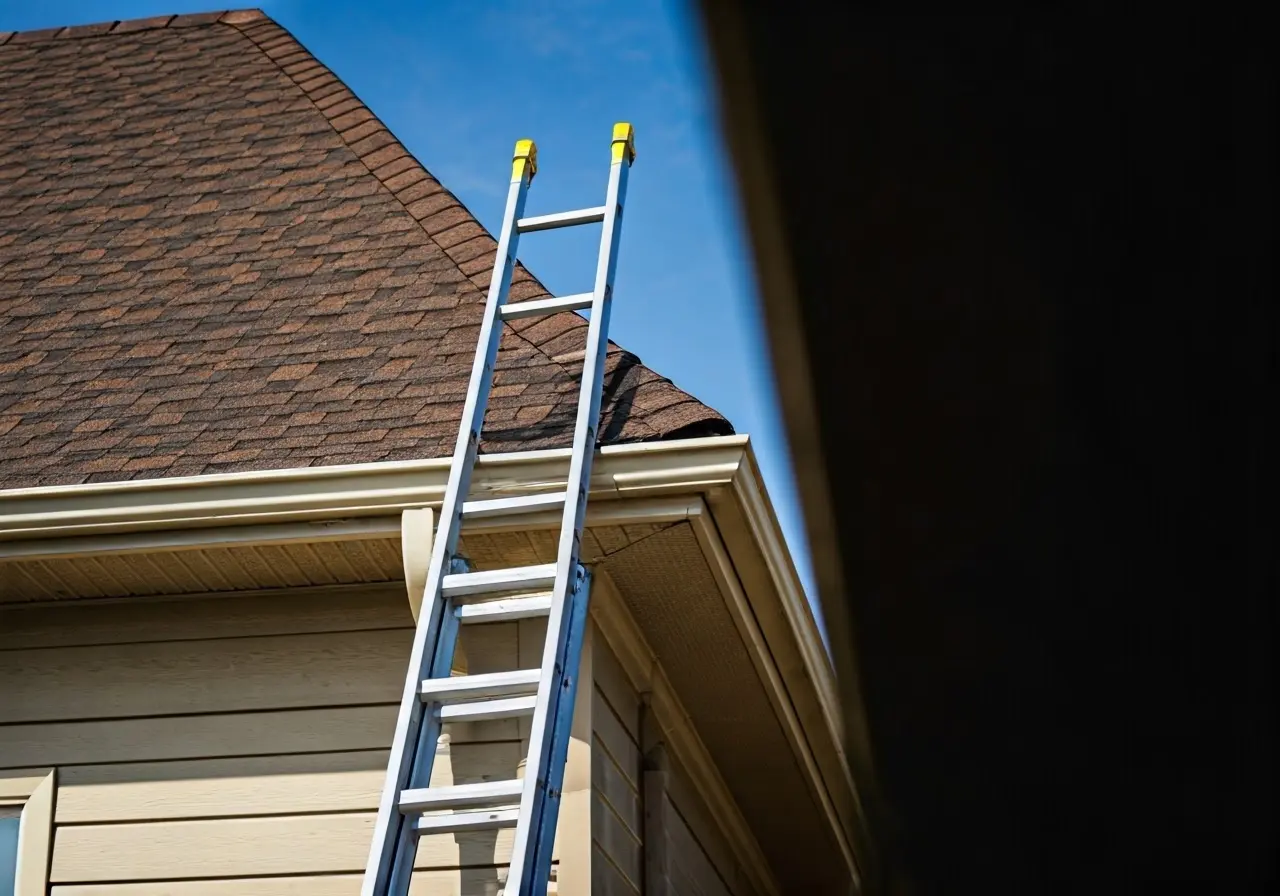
left=611, top=122, right=636, bottom=164
left=512, top=138, right=538, bottom=183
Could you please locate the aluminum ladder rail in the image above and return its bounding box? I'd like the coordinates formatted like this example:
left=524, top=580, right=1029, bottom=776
left=361, top=122, right=637, bottom=896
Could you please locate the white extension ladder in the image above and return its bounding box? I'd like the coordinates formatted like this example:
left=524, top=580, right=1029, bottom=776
left=361, top=123, right=637, bottom=896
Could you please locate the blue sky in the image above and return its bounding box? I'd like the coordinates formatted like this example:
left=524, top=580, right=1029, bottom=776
left=2, top=0, right=819, bottom=618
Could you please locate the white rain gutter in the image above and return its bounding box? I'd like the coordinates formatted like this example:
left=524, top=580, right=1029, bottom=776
left=0, top=436, right=748, bottom=548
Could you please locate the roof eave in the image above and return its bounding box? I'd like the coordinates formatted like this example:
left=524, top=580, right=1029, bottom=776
left=0, top=435, right=748, bottom=545
left=0, top=432, right=870, bottom=884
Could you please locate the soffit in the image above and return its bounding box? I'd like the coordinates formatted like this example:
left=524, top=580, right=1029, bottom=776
left=0, top=523, right=671, bottom=604
left=605, top=522, right=850, bottom=893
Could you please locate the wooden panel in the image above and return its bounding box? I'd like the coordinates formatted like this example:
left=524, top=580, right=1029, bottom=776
left=592, top=633, right=640, bottom=740
left=592, top=746, right=641, bottom=840
left=81, top=555, right=166, bottom=598
left=665, top=759, right=756, bottom=896
left=448, top=621, right=522, bottom=745
left=0, top=629, right=414, bottom=724
left=670, top=861, right=731, bottom=896
left=453, top=526, right=656, bottom=569
left=304, top=541, right=387, bottom=586
left=54, top=743, right=522, bottom=823
left=0, top=561, right=58, bottom=602
left=592, top=689, right=640, bottom=789
left=644, top=763, right=672, bottom=896
left=50, top=814, right=518, bottom=883
left=0, top=617, right=521, bottom=727
left=0, top=706, right=397, bottom=769
left=667, top=806, right=732, bottom=896
left=591, top=843, right=641, bottom=896
left=176, top=539, right=396, bottom=591
left=590, top=526, right=634, bottom=557
left=591, top=792, right=641, bottom=893
left=1, top=539, right=405, bottom=605
left=253, top=546, right=321, bottom=588
left=0, top=586, right=410, bottom=650
left=457, top=531, right=545, bottom=569
left=52, top=868, right=506, bottom=895
left=453, top=621, right=519, bottom=675
left=2, top=558, right=102, bottom=601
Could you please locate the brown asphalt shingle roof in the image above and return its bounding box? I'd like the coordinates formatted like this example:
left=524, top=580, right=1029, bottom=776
left=0, top=10, right=732, bottom=489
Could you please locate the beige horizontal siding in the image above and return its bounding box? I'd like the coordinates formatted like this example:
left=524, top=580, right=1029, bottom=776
left=663, top=751, right=755, bottom=896
left=52, top=869, right=504, bottom=895
left=593, top=792, right=642, bottom=892
left=0, top=705, right=397, bottom=769
left=590, top=631, right=645, bottom=894
left=0, top=628, right=415, bottom=724
left=666, top=803, right=732, bottom=896
left=592, top=690, right=640, bottom=789
left=592, top=632, right=640, bottom=740
left=592, top=744, right=641, bottom=840
left=53, top=743, right=521, bottom=824
left=0, top=585, right=407, bottom=650
left=50, top=813, right=518, bottom=882
left=588, top=625, right=763, bottom=896
left=0, top=585, right=536, bottom=894
left=591, top=842, right=641, bottom=896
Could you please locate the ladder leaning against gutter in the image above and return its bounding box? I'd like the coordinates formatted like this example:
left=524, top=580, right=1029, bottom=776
left=361, top=123, right=638, bottom=896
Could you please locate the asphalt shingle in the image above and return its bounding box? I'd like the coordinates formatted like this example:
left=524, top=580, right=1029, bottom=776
left=0, top=9, right=732, bottom=488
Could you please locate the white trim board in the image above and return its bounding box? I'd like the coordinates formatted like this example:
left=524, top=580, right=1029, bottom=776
left=0, top=496, right=704, bottom=562
left=0, top=768, right=55, bottom=896
left=0, top=437, right=748, bottom=542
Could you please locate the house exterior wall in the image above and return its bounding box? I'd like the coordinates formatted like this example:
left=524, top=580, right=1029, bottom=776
left=589, top=627, right=757, bottom=896
left=644, top=748, right=747, bottom=896
left=590, top=625, right=644, bottom=894
left=0, top=585, right=541, bottom=894
left=0, top=582, right=766, bottom=895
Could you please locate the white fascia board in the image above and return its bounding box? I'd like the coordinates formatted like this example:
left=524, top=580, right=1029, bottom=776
left=0, top=435, right=748, bottom=543
left=694, top=443, right=875, bottom=885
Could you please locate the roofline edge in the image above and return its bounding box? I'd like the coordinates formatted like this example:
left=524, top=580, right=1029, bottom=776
left=0, top=435, right=750, bottom=540
left=721, top=444, right=883, bottom=888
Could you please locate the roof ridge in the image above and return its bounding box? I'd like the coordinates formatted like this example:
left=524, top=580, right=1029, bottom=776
left=219, top=11, right=668, bottom=439
left=0, top=9, right=263, bottom=46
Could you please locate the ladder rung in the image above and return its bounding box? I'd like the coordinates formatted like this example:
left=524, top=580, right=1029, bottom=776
left=414, top=807, right=520, bottom=835
left=441, top=563, right=556, bottom=598
left=438, top=694, right=537, bottom=722
left=420, top=669, right=541, bottom=703
left=456, top=593, right=554, bottom=624
left=517, top=206, right=606, bottom=233
left=498, top=293, right=594, bottom=321
left=461, top=491, right=567, bottom=519
left=399, top=779, right=523, bottom=814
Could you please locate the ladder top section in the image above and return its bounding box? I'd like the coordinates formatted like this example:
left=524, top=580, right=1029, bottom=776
left=513, top=124, right=635, bottom=187
left=613, top=122, right=637, bottom=165
left=512, top=138, right=538, bottom=184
